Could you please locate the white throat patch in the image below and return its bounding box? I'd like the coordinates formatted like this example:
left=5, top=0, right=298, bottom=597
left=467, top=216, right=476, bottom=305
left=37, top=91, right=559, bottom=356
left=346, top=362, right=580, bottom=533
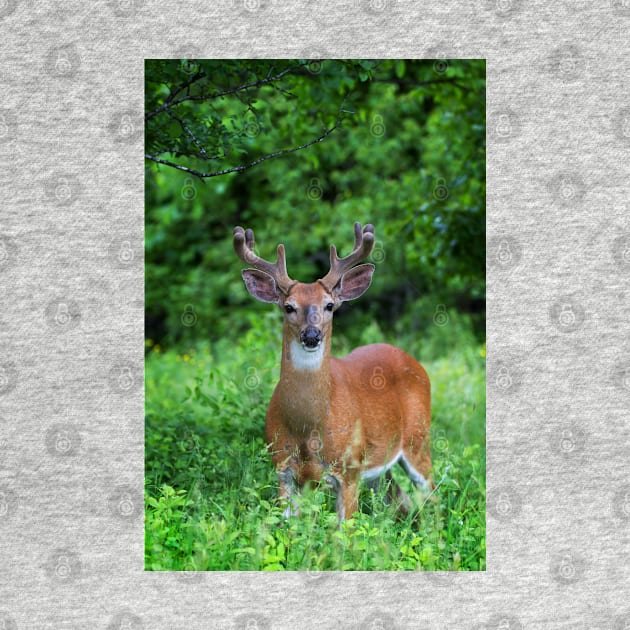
left=289, top=339, right=324, bottom=371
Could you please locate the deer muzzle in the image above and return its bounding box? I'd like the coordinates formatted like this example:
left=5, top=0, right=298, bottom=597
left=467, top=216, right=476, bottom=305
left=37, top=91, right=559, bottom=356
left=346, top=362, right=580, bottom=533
left=300, top=326, right=322, bottom=350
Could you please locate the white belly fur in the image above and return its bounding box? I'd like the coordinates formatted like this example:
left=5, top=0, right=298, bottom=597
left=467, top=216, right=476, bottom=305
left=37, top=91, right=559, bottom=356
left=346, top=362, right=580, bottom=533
left=361, top=451, right=402, bottom=481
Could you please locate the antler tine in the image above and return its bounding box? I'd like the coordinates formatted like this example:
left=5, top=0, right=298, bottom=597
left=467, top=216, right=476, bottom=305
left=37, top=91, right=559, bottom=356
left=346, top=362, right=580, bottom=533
left=319, top=222, right=375, bottom=291
left=233, top=226, right=295, bottom=294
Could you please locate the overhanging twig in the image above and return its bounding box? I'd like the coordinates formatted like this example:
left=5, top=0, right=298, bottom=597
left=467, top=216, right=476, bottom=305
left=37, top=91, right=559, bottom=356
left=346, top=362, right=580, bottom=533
left=145, top=117, right=343, bottom=180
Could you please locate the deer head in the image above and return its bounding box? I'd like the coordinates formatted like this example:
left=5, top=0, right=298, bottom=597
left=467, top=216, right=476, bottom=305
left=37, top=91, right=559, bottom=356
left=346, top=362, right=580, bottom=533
left=233, top=222, right=375, bottom=357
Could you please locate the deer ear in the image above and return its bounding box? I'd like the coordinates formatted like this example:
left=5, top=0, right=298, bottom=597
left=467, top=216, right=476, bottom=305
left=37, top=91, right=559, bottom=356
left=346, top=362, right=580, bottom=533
left=242, top=269, right=281, bottom=303
left=335, top=264, right=374, bottom=302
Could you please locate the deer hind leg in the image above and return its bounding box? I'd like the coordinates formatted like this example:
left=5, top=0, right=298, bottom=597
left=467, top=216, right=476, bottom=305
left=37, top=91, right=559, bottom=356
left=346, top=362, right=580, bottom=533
left=400, top=403, right=434, bottom=492
left=326, top=475, right=359, bottom=522
left=366, top=471, right=412, bottom=516
left=400, top=445, right=434, bottom=493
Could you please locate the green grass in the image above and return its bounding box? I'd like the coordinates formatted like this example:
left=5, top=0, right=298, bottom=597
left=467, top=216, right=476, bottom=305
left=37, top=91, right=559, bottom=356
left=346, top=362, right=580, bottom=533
left=145, top=310, right=485, bottom=571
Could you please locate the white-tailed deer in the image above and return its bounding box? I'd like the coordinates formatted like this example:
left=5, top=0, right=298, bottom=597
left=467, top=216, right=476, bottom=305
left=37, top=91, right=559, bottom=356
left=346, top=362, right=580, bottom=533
left=234, top=222, right=433, bottom=521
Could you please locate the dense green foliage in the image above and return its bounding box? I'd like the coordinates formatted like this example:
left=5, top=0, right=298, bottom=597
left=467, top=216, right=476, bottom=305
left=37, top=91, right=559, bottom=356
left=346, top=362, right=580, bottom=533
left=144, top=59, right=486, bottom=571
left=145, top=59, right=485, bottom=347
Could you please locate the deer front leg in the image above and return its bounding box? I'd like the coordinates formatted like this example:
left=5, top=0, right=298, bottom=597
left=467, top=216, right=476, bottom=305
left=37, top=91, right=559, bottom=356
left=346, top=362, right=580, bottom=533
left=339, top=480, right=359, bottom=521
left=277, top=468, right=299, bottom=518
left=326, top=475, right=358, bottom=521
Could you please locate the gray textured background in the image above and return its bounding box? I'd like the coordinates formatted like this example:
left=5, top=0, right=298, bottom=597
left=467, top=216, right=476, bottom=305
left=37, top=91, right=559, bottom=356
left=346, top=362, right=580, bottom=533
left=1, top=1, right=629, bottom=628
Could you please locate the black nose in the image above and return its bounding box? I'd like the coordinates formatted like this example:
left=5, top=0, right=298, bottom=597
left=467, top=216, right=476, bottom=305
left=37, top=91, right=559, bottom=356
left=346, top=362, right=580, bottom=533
left=301, top=327, right=322, bottom=348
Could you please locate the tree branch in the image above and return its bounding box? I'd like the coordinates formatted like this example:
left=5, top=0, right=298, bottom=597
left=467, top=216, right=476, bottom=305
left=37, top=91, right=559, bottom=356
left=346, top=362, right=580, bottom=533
left=145, top=117, right=343, bottom=180
left=165, top=110, right=210, bottom=159
left=165, top=71, right=205, bottom=105
left=145, top=66, right=298, bottom=121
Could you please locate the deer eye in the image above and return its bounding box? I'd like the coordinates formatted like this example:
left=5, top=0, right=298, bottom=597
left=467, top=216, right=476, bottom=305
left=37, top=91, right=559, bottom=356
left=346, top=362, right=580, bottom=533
left=325, top=303, right=334, bottom=312
left=284, top=304, right=296, bottom=314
